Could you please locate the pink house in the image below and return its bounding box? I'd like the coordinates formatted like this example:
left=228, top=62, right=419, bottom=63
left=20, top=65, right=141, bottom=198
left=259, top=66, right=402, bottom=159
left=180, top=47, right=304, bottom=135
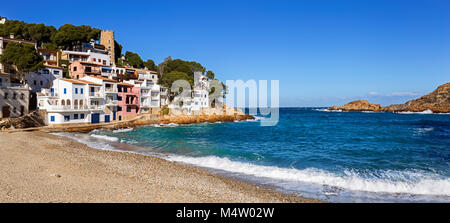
left=117, top=82, right=140, bottom=120
left=69, top=61, right=102, bottom=79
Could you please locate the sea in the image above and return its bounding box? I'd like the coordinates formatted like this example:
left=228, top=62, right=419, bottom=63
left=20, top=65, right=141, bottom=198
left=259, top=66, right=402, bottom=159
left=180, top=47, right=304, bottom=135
left=54, top=108, right=450, bottom=202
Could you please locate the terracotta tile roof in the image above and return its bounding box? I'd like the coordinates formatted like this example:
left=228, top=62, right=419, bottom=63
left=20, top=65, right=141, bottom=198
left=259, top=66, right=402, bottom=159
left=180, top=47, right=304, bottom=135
left=118, top=82, right=135, bottom=87
left=88, top=75, right=117, bottom=83
left=37, top=48, right=58, bottom=54
left=62, top=79, right=88, bottom=85
left=44, top=65, right=63, bottom=69
left=79, top=61, right=102, bottom=66
left=78, top=80, right=102, bottom=86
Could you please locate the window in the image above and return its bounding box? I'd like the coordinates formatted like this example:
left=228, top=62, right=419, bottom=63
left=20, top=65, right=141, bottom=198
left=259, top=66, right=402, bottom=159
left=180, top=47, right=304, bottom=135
left=43, top=70, right=49, bottom=74
left=64, top=115, right=70, bottom=121
left=103, top=60, right=106, bottom=65
left=118, top=106, right=122, bottom=112
left=80, top=114, right=85, bottom=119
left=50, top=116, right=55, bottom=122
left=54, top=70, right=60, bottom=75
left=75, top=88, right=78, bottom=94
left=127, top=107, right=132, bottom=112
left=21, top=93, right=24, bottom=99
left=34, top=80, right=37, bottom=85
left=40, top=81, right=43, bottom=86
left=93, top=58, right=96, bottom=62
left=74, top=114, right=78, bottom=119
left=13, top=93, right=16, bottom=99
left=20, top=106, right=24, bottom=116
left=117, top=96, right=122, bottom=101
left=85, top=67, right=91, bottom=73
left=80, top=88, right=83, bottom=94
left=73, top=66, right=77, bottom=71
left=64, top=88, right=67, bottom=94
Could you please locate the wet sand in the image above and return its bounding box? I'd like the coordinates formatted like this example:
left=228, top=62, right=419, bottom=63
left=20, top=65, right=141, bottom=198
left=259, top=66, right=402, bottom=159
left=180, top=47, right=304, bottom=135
left=0, top=131, right=320, bottom=203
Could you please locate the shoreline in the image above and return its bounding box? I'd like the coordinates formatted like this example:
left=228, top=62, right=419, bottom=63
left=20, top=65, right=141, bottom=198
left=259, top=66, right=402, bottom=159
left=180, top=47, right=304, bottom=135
left=0, top=130, right=321, bottom=203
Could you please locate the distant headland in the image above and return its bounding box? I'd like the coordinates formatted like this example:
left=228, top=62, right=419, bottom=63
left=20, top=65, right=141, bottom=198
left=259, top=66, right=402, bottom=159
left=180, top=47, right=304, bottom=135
left=328, top=82, right=450, bottom=113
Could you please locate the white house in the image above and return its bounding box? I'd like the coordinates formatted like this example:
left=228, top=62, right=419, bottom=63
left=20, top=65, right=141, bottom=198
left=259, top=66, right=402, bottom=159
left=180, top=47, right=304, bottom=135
left=25, top=65, right=63, bottom=93
left=168, top=71, right=210, bottom=114
left=62, top=50, right=111, bottom=66
left=37, top=78, right=104, bottom=125
left=192, top=71, right=210, bottom=111
left=81, top=75, right=118, bottom=122
left=0, top=73, right=30, bottom=119
left=124, top=70, right=161, bottom=113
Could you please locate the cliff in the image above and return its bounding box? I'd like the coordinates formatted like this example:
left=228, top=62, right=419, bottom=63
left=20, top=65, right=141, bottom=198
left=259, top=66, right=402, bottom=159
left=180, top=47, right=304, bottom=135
left=329, top=82, right=450, bottom=113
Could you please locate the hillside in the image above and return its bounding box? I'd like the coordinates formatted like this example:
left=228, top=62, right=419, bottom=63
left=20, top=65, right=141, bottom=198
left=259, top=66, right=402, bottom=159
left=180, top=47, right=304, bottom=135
left=329, top=82, right=450, bottom=113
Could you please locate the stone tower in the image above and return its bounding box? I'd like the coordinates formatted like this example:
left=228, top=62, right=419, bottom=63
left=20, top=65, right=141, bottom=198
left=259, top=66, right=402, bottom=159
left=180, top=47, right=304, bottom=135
left=100, top=30, right=115, bottom=65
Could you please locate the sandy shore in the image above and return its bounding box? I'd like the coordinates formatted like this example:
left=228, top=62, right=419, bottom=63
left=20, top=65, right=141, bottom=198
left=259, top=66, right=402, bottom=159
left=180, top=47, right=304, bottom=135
left=0, top=131, right=319, bottom=203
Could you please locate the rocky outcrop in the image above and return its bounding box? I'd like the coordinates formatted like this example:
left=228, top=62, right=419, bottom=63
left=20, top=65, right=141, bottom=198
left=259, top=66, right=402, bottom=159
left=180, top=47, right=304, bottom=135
left=329, top=82, right=450, bottom=113
left=0, top=110, right=46, bottom=130
left=385, top=82, right=450, bottom=113
left=329, top=100, right=382, bottom=112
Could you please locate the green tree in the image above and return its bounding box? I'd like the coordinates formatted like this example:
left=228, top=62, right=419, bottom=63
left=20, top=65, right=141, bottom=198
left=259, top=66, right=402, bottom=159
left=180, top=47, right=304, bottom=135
left=125, top=51, right=144, bottom=68
left=51, top=24, right=100, bottom=50
left=114, top=40, right=122, bottom=64
left=159, top=71, right=193, bottom=88
left=0, top=42, right=43, bottom=81
left=144, top=59, right=157, bottom=71
left=206, top=70, right=215, bottom=80
left=0, top=20, right=56, bottom=45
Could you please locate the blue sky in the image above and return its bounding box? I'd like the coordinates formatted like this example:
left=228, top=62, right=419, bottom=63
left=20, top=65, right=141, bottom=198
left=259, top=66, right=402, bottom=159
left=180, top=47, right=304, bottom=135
left=1, top=0, right=449, bottom=106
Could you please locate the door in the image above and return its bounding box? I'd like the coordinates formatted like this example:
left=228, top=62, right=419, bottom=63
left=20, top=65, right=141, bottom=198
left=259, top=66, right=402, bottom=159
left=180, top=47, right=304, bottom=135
left=91, top=113, right=100, bottom=124
left=1, top=106, right=10, bottom=118
left=104, top=115, right=110, bottom=123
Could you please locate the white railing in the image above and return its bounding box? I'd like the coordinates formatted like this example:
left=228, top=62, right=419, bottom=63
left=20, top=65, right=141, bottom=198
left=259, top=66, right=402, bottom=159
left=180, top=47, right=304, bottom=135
left=105, top=87, right=117, bottom=93
left=89, top=92, right=102, bottom=97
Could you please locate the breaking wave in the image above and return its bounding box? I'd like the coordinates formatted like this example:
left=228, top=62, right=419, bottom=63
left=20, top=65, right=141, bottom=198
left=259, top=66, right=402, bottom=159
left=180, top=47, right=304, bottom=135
left=166, top=155, right=450, bottom=197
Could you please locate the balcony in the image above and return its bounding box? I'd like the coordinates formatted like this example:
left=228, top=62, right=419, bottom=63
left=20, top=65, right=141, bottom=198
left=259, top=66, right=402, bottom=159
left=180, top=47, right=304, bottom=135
left=89, top=92, right=102, bottom=98
left=105, top=87, right=117, bottom=94
left=105, top=100, right=118, bottom=106
left=37, top=90, right=58, bottom=98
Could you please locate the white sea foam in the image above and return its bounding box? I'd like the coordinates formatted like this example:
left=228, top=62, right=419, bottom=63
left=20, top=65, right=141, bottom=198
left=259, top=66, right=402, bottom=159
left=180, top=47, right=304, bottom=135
left=316, top=108, right=343, bottom=112
left=90, top=134, right=119, bottom=142
left=166, top=155, right=450, bottom=196
left=397, top=109, right=433, bottom=114
left=51, top=132, right=118, bottom=151
left=112, top=127, right=134, bottom=133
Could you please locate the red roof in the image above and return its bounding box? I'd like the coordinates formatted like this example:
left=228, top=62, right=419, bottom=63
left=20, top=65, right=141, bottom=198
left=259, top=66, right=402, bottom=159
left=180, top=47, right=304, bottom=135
left=88, top=75, right=117, bottom=83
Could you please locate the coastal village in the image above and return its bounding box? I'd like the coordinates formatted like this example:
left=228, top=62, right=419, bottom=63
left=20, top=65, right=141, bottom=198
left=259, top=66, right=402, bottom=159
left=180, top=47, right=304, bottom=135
left=0, top=18, right=249, bottom=130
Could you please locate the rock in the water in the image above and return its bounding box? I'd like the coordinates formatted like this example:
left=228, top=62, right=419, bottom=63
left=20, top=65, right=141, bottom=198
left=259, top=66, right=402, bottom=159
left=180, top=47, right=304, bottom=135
left=328, top=100, right=382, bottom=112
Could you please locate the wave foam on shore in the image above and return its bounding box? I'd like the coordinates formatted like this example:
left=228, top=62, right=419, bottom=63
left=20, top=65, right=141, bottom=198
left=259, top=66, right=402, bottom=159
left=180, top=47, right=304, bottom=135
left=167, top=155, right=450, bottom=197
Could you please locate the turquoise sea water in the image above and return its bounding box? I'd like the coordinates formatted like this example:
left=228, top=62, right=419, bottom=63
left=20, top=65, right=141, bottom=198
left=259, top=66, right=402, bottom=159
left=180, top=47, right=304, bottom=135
left=58, top=108, right=450, bottom=202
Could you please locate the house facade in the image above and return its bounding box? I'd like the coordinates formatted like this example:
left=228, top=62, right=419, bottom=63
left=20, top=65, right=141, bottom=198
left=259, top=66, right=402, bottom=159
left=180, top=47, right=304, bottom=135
left=124, top=70, right=160, bottom=113
left=192, top=71, right=210, bottom=111
left=0, top=73, right=30, bottom=119
left=117, top=82, right=139, bottom=120
left=81, top=75, right=118, bottom=122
